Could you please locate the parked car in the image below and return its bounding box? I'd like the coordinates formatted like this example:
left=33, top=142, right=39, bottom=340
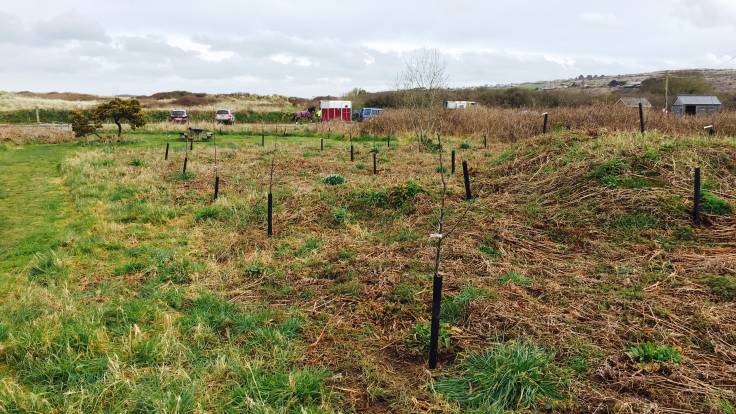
left=170, top=109, right=188, bottom=123
left=215, top=109, right=236, bottom=125
left=358, top=107, right=384, bottom=121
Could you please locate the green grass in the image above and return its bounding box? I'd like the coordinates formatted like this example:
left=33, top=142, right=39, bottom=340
left=701, top=192, right=733, bottom=215
left=435, top=340, right=567, bottom=412
left=441, top=286, right=489, bottom=325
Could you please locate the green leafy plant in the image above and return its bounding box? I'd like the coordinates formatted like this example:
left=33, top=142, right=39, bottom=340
left=479, top=245, right=500, bottom=257
left=331, top=207, right=349, bottom=224
left=628, top=341, right=682, bottom=364
left=128, top=158, right=144, bottom=167
left=321, top=174, right=346, bottom=186
left=459, top=142, right=471, bottom=149
left=435, top=340, right=567, bottom=412
left=405, top=321, right=452, bottom=354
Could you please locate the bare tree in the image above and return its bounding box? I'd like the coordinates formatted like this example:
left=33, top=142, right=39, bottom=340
left=398, top=52, right=481, bottom=368
left=396, top=49, right=448, bottom=150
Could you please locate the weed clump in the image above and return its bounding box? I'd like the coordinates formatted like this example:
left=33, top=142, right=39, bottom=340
left=351, top=181, right=424, bottom=211
left=441, top=287, right=489, bottom=324
left=701, top=192, right=733, bottom=215
left=628, top=341, right=682, bottom=364
left=498, top=272, right=533, bottom=287
left=28, top=251, right=65, bottom=285
left=321, top=174, right=346, bottom=186
left=194, top=205, right=227, bottom=221
left=331, top=207, right=349, bottom=224
left=435, top=340, right=567, bottom=412
left=405, top=321, right=452, bottom=354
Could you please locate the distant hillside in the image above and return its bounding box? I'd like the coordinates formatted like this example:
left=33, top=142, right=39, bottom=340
left=520, top=68, right=736, bottom=94
left=0, top=90, right=299, bottom=112
left=353, top=69, right=736, bottom=110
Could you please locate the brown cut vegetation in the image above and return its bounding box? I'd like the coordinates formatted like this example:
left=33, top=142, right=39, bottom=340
left=358, top=105, right=736, bottom=140
left=0, top=124, right=75, bottom=144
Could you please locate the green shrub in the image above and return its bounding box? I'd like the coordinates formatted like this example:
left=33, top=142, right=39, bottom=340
left=128, top=158, right=145, bottom=167
left=459, top=142, right=471, bottom=149
left=0, top=323, right=8, bottom=342
left=114, top=261, right=148, bottom=276
left=701, top=192, right=733, bottom=215
left=321, top=174, right=346, bottom=186
left=435, top=340, right=567, bottom=412
left=702, top=275, right=736, bottom=300
left=628, top=342, right=682, bottom=364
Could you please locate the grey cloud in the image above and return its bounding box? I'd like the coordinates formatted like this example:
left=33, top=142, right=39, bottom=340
left=34, top=10, right=109, bottom=43
left=0, top=1, right=734, bottom=96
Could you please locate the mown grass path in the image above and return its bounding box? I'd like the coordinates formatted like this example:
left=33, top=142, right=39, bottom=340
left=0, top=143, right=77, bottom=275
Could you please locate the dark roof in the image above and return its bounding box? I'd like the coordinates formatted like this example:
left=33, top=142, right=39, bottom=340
left=673, top=95, right=721, bottom=106
left=617, top=97, right=652, bottom=108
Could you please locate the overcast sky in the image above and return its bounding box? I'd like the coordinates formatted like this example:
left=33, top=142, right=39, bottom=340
left=1, top=0, right=735, bottom=97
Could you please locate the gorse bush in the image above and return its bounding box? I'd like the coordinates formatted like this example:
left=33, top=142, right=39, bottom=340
left=435, top=340, right=567, bottom=412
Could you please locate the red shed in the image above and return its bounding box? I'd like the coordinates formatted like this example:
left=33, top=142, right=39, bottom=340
left=320, top=100, right=352, bottom=122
